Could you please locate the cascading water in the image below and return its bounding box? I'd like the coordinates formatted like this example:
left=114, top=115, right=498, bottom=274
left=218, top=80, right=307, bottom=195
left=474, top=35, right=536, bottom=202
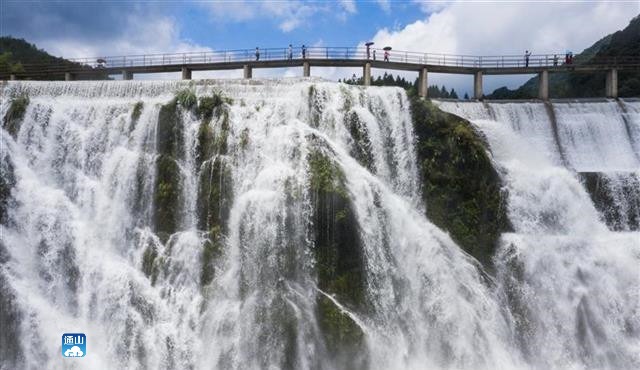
left=0, top=79, right=638, bottom=370
left=438, top=99, right=640, bottom=370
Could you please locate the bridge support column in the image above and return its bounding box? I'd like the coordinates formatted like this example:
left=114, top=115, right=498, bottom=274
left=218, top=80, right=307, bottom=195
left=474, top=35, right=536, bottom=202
left=303, top=61, right=310, bottom=77
left=181, top=67, right=192, bottom=80
left=606, top=69, right=618, bottom=98
left=474, top=71, right=483, bottom=100
left=9, top=74, right=16, bottom=81
left=243, top=65, right=252, bottom=79
left=65, top=72, right=75, bottom=81
left=538, top=70, right=549, bottom=100
left=122, top=70, right=133, bottom=80
left=363, top=62, right=371, bottom=86
left=418, top=67, right=428, bottom=98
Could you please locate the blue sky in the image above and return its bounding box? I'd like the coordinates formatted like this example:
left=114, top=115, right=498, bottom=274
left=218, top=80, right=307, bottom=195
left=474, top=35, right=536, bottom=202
left=1, top=1, right=639, bottom=95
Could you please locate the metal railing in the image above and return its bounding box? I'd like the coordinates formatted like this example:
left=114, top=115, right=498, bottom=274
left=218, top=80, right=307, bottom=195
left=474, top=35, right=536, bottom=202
left=3, top=46, right=640, bottom=77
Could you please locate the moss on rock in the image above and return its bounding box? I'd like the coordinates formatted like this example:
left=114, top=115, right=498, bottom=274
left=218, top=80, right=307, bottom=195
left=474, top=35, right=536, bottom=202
left=308, top=84, right=325, bottom=128
left=580, top=172, right=639, bottom=231
left=131, top=101, right=143, bottom=123
left=156, top=100, right=184, bottom=159
left=3, top=93, right=29, bottom=138
left=175, top=88, right=197, bottom=110
left=0, top=152, right=15, bottom=225
left=141, top=244, right=160, bottom=285
left=153, top=155, right=182, bottom=242
left=240, top=128, right=249, bottom=150
left=308, top=150, right=364, bottom=306
left=196, top=120, right=215, bottom=167
left=307, top=149, right=367, bottom=364
left=197, top=91, right=232, bottom=121
left=316, top=295, right=367, bottom=369
left=197, top=157, right=233, bottom=233
left=411, top=98, right=510, bottom=268
left=343, top=110, right=375, bottom=172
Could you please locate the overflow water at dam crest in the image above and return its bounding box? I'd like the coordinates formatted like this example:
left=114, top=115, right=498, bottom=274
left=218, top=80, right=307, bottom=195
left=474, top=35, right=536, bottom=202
left=0, top=80, right=638, bottom=370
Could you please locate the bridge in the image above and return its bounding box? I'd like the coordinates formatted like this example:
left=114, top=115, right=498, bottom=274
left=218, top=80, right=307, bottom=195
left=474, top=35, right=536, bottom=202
left=3, top=46, right=640, bottom=99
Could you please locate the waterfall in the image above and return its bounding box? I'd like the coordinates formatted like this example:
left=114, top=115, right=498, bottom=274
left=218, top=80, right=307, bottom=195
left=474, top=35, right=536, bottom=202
left=438, top=99, right=640, bottom=370
left=0, top=80, right=638, bottom=370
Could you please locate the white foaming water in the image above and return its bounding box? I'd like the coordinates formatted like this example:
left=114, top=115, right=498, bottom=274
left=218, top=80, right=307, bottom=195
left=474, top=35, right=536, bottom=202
left=0, top=79, right=637, bottom=370
left=438, top=99, right=640, bottom=370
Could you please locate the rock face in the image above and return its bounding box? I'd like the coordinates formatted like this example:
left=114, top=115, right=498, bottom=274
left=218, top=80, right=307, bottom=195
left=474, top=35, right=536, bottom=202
left=307, top=148, right=367, bottom=368
left=411, top=98, right=511, bottom=267
left=153, top=99, right=184, bottom=243
left=2, top=94, right=29, bottom=138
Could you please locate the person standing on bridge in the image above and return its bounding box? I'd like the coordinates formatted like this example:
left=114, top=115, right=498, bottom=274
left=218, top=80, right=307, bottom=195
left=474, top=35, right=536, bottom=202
left=373, top=50, right=376, bottom=61
left=525, top=50, right=531, bottom=67
left=255, top=47, right=260, bottom=61
left=288, top=44, right=293, bottom=60
left=384, top=50, right=389, bottom=62
left=302, top=45, right=307, bottom=59
left=553, top=54, right=558, bottom=66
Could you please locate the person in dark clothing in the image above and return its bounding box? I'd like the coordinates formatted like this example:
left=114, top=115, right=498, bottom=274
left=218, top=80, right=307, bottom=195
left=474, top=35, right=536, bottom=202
left=384, top=50, right=389, bottom=62
left=553, top=54, right=558, bottom=66
left=569, top=52, right=573, bottom=64
left=565, top=52, right=570, bottom=65
left=255, top=47, right=260, bottom=61
left=525, top=50, right=531, bottom=67
left=373, top=50, right=376, bottom=61
left=288, top=44, right=293, bottom=60
left=302, top=44, right=306, bottom=59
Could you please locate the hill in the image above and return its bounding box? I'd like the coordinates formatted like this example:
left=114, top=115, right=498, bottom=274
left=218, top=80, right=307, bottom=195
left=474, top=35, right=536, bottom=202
left=0, top=36, right=104, bottom=80
left=487, top=15, right=640, bottom=99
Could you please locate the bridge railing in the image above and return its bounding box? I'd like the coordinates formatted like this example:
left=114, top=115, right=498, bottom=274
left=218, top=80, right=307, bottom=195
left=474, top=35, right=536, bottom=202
left=62, top=47, right=640, bottom=68
left=3, top=47, right=640, bottom=77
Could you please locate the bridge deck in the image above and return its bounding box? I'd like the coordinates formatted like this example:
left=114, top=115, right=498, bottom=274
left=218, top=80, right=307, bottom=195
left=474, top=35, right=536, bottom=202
left=2, top=46, right=639, bottom=80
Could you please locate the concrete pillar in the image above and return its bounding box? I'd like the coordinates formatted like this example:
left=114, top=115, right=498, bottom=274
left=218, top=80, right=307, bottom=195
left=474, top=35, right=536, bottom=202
left=303, top=61, right=310, bottom=77
left=474, top=71, right=483, bottom=100
left=418, top=67, right=428, bottom=98
left=606, top=69, right=618, bottom=98
left=538, top=70, right=549, bottom=100
left=181, top=67, right=192, bottom=80
left=243, top=65, right=252, bottom=79
left=122, top=70, right=133, bottom=80
left=9, top=74, right=16, bottom=81
left=363, top=62, right=371, bottom=86
left=65, top=72, right=75, bottom=81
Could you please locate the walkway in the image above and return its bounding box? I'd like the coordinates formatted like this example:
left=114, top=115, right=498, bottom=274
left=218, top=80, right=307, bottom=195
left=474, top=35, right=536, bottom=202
left=3, top=46, right=640, bottom=99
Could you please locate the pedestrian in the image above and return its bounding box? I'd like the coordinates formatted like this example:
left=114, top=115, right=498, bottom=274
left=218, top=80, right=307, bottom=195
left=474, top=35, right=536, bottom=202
left=302, top=44, right=306, bottom=59
left=288, top=44, right=293, bottom=60
left=569, top=52, right=573, bottom=64
left=373, top=50, right=376, bottom=61
left=384, top=50, right=389, bottom=62
left=255, top=47, right=260, bottom=61
left=565, top=52, right=570, bottom=65
left=553, top=54, right=558, bottom=67
left=525, top=50, right=531, bottom=67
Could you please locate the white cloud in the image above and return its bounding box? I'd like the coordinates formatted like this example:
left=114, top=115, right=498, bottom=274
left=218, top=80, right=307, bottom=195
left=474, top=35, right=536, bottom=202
left=412, top=0, right=453, bottom=13
left=204, top=1, right=326, bottom=33
left=340, top=0, right=357, bottom=14
left=367, top=0, right=639, bottom=95
left=376, top=0, right=391, bottom=12
left=40, top=15, right=211, bottom=59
